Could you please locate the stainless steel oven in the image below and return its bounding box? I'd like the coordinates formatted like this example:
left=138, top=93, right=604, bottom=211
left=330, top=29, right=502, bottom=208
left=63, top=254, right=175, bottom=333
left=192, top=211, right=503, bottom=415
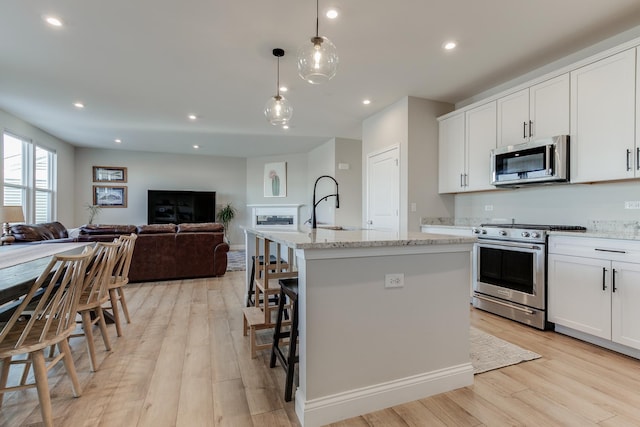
left=472, top=223, right=585, bottom=330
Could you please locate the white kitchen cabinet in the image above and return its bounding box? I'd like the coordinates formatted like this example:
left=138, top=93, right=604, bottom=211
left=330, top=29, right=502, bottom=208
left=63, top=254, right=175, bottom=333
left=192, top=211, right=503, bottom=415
left=548, top=235, right=640, bottom=352
left=497, top=74, right=570, bottom=147
left=438, top=102, right=496, bottom=193
left=570, top=48, right=636, bottom=183
left=465, top=101, right=497, bottom=192
left=611, top=261, right=640, bottom=349
left=438, top=112, right=465, bottom=193
left=548, top=253, right=611, bottom=339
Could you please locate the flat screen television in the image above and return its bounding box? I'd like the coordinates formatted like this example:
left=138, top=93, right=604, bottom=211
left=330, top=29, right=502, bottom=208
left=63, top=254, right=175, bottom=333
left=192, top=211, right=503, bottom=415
left=147, top=190, right=216, bottom=224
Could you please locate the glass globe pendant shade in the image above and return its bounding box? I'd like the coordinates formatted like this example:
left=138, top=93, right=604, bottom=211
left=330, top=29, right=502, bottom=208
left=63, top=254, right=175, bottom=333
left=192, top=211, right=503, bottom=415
left=264, top=94, right=293, bottom=126
left=297, top=36, right=339, bottom=84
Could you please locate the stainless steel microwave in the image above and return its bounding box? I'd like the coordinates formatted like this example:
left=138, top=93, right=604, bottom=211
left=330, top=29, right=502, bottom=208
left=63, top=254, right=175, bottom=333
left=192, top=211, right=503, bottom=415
left=491, top=135, right=569, bottom=187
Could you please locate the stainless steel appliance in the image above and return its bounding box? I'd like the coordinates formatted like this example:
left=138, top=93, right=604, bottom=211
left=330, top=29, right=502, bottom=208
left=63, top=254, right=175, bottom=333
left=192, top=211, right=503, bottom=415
left=491, top=135, right=569, bottom=187
left=472, top=223, right=586, bottom=329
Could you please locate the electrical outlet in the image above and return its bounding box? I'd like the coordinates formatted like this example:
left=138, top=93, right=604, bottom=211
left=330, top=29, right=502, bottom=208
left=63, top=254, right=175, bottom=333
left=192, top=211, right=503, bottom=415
left=485, top=205, right=494, bottom=211
left=385, top=273, right=404, bottom=288
left=625, top=201, right=640, bottom=209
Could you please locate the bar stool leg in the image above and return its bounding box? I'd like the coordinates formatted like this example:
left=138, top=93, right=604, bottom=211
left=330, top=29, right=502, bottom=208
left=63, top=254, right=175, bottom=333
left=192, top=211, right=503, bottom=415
left=284, top=297, right=299, bottom=402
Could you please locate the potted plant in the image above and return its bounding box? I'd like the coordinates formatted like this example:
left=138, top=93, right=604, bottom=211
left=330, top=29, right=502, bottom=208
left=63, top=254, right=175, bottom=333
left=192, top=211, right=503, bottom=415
left=217, top=203, right=237, bottom=243
left=85, top=203, right=102, bottom=225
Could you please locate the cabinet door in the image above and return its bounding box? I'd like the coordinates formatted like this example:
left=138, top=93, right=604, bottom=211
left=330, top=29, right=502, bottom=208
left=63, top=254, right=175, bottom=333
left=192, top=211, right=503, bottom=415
left=530, top=74, right=570, bottom=140
left=548, top=254, right=611, bottom=339
left=438, top=113, right=466, bottom=193
left=611, top=261, right=640, bottom=350
left=465, top=101, right=496, bottom=192
left=570, top=49, right=636, bottom=183
left=497, top=88, right=529, bottom=147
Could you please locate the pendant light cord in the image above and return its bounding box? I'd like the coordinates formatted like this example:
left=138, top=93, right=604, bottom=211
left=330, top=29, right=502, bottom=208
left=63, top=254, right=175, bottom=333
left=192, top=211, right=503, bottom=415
left=315, top=0, right=319, bottom=37
left=276, top=56, right=281, bottom=97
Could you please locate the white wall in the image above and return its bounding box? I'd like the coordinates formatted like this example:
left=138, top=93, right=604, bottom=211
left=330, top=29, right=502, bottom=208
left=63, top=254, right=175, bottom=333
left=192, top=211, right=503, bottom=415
left=246, top=152, right=310, bottom=225
left=74, top=148, right=247, bottom=243
left=0, top=108, right=76, bottom=225
left=308, top=140, right=336, bottom=226
left=334, top=138, right=362, bottom=227
left=455, top=180, right=640, bottom=228
left=362, top=96, right=455, bottom=232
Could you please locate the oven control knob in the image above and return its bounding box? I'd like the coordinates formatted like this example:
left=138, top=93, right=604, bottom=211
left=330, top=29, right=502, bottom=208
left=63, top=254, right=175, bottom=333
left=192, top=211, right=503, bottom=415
left=472, top=228, right=480, bottom=234
left=521, top=232, right=530, bottom=238
left=499, top=230, right=507, bottom=236
left=481, top=229, right=487, bottom=234
left=531, top=232, right=540, bottom=238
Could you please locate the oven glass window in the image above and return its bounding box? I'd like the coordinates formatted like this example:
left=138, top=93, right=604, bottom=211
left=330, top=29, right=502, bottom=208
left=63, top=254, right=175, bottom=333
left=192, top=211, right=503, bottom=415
left=479, top=247, right=534, bottom=293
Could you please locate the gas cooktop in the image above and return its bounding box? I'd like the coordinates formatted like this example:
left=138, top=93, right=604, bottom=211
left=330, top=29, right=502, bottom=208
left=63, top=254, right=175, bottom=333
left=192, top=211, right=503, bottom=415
left=480, top=223, right=587, bottom=232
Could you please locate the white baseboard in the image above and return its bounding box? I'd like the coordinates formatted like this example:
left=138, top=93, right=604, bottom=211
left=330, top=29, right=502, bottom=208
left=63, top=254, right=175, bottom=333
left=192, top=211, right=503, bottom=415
left=294, top=363, right=473, bottom=427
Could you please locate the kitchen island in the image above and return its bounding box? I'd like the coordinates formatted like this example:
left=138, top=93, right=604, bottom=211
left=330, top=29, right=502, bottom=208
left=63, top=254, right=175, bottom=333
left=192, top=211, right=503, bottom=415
left=243, top=227, right=476, bottom=427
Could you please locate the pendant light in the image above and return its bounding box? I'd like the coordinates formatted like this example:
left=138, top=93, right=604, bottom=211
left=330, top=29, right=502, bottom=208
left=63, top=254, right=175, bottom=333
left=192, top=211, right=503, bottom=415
left=297, top=0, right=338, bottom=84
left=264, top=48, right=293, bottom=126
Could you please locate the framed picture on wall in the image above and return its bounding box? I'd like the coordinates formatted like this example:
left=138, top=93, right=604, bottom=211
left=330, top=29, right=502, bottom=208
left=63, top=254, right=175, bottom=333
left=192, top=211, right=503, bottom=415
left=264, top=161, right=287, bottom=197
left=93, top=166, right=127, bottom=183
left=93, top=185, right=127, bottom=208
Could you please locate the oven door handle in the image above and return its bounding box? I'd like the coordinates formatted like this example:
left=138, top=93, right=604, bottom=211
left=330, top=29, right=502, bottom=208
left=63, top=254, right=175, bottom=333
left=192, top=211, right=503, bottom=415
left=474, top=294, right=535, bottom=315
left=477, top=241, right=543, bottom=251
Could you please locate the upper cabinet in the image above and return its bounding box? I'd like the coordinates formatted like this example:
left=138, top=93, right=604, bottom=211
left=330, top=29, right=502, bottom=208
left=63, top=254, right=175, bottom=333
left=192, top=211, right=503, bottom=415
left=438, top=102, right=496, bottom=194
left=497, top=74, right=570, bottom=147
left=570, top=48, right=637, bottom=183
left=438, top=112, right=465, bottom=193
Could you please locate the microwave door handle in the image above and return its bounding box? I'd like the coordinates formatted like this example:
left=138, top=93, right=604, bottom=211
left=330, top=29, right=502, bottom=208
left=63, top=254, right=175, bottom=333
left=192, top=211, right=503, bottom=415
left=546, top=144, right=552, bottom=175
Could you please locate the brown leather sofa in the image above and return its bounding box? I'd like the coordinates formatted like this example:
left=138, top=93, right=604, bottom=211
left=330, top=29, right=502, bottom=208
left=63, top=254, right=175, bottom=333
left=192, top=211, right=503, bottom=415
left=10, top=221, right=229, bottom=282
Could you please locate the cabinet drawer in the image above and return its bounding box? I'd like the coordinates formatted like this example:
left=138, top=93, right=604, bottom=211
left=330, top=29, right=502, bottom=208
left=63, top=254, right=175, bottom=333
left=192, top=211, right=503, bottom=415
left=548, top=235, right=640, bottom=263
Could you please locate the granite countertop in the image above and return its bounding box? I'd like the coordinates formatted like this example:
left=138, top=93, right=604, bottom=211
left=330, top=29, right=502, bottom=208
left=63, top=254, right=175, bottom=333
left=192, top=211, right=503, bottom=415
left=243, top=226, right=477, bottom=250
left=549, top=230, right=640, bottom=241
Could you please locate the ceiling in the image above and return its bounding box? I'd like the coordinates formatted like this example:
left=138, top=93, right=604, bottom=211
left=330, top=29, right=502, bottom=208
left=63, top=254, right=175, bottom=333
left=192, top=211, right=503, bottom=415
left=2, top=1, right=640, bottom=158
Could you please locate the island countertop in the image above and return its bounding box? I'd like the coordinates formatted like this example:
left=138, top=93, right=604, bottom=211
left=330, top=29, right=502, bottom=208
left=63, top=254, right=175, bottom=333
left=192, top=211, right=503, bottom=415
left=242, top=226, right=476, bottom=250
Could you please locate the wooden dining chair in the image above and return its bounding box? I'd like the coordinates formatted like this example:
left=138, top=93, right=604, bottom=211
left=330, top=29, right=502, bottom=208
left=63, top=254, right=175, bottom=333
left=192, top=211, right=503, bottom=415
left=0, top=247, right=94, bottom=427
left=70, top=242, right=119, bottom=372
left=105, top=234, right=137, bottom=337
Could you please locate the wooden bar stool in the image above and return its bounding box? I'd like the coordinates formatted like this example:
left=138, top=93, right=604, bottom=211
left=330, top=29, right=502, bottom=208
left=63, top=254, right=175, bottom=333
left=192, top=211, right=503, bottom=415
left=269, top=278, right=299, bottom=402
left=246, top=254, right=285, bottom=307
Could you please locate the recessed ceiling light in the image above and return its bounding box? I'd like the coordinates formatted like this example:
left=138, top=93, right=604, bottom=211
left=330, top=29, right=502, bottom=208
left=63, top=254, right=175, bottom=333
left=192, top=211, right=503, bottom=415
left=326, top=9, right=338, bottom=19
left=282, top=125, right=289, bottom=130
left=73, top=102, right=84, bottom=109
left=114, top=139, right=122, bottom=144
left=193, top=145, right=199, bottom=149
left=279, top=86, right=288, bottom=93
left=443, top=41, right=457, bottom=50
left=188, top=114, right=197, bottom=120
left=362, top=99, right=371, bottom=105
left=44, top=16, right=63, bottom=27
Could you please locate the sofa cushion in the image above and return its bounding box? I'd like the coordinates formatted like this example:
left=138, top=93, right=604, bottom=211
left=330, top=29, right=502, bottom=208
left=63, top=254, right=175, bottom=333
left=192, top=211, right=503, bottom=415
left=79, top=224, right=137, bottom=235
left=137, top=224, right=176, bottom=234
left=41, top=221, right=69, bottom=239
left=177, top=222, right=224, bottom=233
left=10, top=224, right=55, bottom=242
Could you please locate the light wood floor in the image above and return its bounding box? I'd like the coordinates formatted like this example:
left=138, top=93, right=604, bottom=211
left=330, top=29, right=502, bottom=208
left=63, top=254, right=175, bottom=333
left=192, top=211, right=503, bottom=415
left=3, top=271, right=640, bottom=426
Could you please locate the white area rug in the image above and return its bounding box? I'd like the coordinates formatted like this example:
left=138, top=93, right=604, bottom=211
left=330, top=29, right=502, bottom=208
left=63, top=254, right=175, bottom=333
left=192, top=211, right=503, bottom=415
left=470, top=326, right=541, bottom=374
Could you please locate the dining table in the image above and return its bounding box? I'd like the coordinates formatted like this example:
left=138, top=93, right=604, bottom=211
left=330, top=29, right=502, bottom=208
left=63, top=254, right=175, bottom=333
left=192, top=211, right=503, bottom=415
left=0, top=242, right=94, bottom=306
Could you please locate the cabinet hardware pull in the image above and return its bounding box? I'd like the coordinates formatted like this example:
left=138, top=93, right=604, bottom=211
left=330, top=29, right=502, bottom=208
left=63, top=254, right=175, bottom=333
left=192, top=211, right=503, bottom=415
left=612, top=268, right=617, bottom=293
left=523, top=121, right=527, bottom=139
left=529, top=120, right=533, bottom=138
left=460, top=173, right=464, bottom=188
left=637, top=147, right=640, bottom=171
left=595, top=248, right=626, bottom=254
left=627, top=149, right=632, bottom=171
left=465, top=174, right=469, bottom=187
left=602, top=267, right=607, bottom=291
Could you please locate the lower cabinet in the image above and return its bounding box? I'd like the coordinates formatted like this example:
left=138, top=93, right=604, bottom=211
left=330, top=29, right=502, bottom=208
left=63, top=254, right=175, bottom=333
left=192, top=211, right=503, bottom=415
left=548, top=236, right=640, bottom=351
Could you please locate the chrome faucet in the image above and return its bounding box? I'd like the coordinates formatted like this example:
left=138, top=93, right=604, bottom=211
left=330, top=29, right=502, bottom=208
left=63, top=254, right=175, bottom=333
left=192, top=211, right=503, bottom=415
left=312, top=175, right=340, bottom=229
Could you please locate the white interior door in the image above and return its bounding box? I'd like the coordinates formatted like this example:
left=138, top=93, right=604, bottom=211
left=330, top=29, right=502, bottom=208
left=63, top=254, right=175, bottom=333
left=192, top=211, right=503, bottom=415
left=366, top=146, right=399, bottom=232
